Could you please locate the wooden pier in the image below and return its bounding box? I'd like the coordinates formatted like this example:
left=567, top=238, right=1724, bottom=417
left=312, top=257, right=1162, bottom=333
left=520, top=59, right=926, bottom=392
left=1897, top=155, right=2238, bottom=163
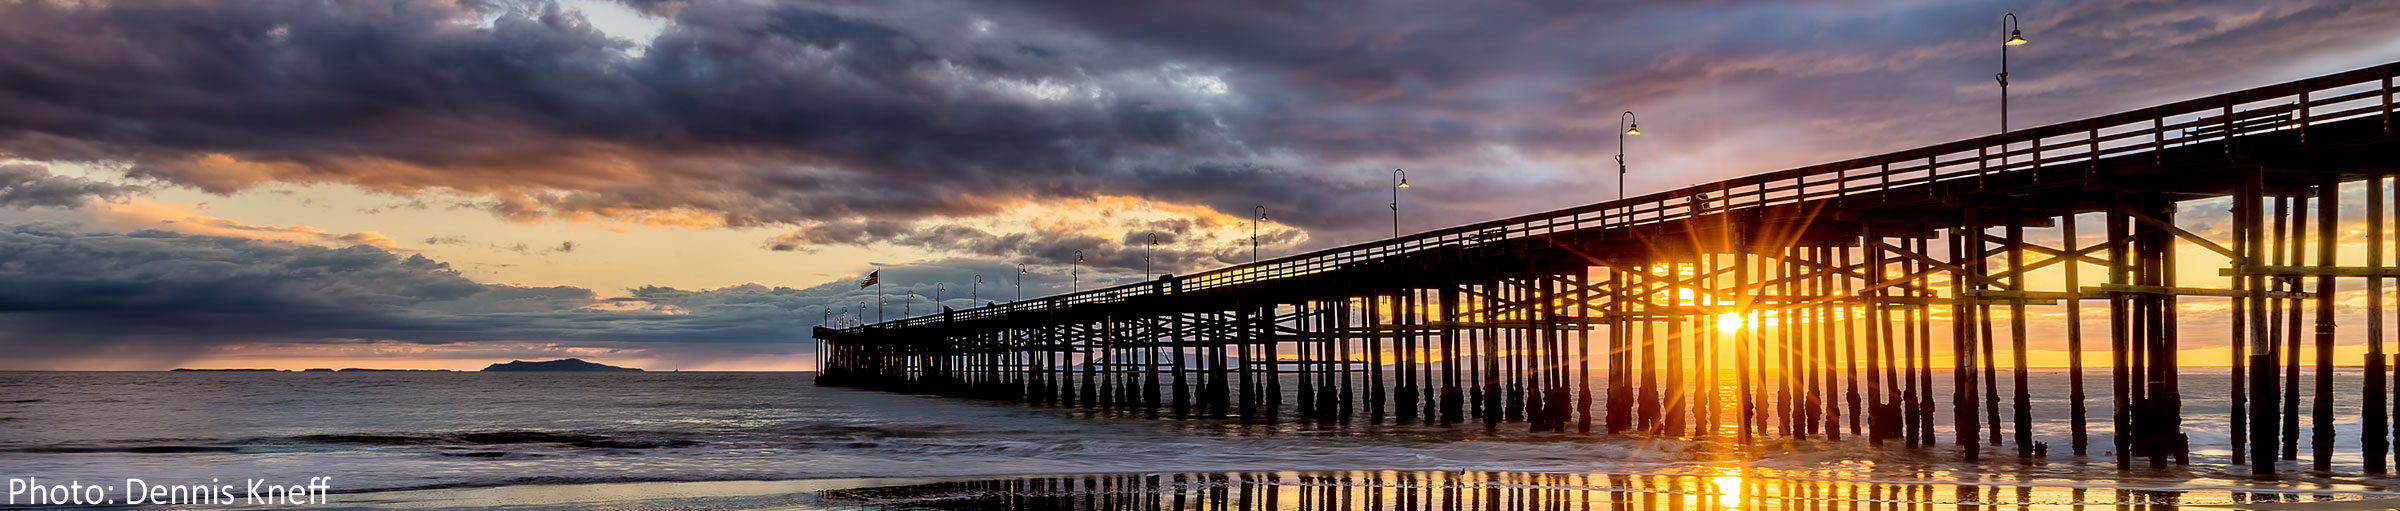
left=817, top=62, right=2400, bottom=476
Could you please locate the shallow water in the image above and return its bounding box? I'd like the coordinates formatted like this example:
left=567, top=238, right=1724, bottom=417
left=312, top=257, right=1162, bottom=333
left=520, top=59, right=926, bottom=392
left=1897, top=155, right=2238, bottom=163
left=0, top=370, right=2393, bottom=501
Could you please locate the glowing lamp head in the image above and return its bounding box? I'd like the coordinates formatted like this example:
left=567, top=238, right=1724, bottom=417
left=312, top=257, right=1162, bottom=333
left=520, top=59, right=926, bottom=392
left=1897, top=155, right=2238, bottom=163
left=1625, top=124, right=1641, bottom=136
left=1398, top=178, right=1410, bottom=188
left=2005, top=30, right=2027, bottom=46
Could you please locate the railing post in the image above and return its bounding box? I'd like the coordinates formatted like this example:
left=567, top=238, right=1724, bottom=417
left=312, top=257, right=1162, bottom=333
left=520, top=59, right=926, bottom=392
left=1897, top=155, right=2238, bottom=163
left=1977, top=142, right=1990, bottom=190
left=1879, top=159, right=1892, bottom=203
left=2223, top=98, right=2236, bottom=157
left=2087, top=120, right=2100, bottom=179
left=1837, top=167, right=1850, bottom=207
left=2160, top=107, right=2179, bottom=167
left=2297, top=81, right=2310, bottom=145
left=1924, top=156, right=1937, bottom=200
left=2031, top=129, right=2044, bottom=185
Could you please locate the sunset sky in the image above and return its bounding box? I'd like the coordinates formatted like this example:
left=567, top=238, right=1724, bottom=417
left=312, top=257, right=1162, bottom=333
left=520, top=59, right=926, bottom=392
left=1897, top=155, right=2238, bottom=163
left=3, top=0, right=2399, bottom=371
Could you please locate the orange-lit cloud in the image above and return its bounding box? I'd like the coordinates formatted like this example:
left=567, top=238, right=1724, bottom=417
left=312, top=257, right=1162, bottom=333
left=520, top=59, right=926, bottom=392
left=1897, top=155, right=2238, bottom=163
left=81, top=198, right=405, bottom=250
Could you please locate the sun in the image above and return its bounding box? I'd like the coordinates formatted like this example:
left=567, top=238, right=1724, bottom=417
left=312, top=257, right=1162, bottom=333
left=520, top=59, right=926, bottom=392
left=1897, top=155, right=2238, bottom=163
left=1715, top=312, right=1745, bottom=334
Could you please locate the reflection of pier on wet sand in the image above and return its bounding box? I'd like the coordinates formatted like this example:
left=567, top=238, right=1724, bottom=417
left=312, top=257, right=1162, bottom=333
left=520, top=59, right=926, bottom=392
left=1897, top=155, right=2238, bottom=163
left=816, top=471, right=2379, bottom=511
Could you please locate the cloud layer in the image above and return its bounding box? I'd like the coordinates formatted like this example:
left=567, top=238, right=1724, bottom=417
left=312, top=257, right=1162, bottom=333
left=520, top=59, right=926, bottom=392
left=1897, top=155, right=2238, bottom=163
left=5, top=0, right=2383, bottom=250
left=0, top=163, right=139, bottom=209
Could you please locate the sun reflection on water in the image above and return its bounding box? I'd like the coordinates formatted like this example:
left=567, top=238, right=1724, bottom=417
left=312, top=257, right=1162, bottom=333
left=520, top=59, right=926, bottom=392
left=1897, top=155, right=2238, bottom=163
left=1712, top=473, right=1742, bottom=509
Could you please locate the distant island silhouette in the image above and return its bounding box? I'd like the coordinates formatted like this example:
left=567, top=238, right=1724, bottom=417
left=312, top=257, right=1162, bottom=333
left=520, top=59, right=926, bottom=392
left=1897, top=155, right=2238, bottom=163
left=480, top=358, right=643, bottom=372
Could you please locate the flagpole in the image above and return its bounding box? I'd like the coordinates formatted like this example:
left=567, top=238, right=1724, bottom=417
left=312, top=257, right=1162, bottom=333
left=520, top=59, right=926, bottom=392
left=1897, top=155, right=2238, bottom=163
left=877, top=280, right=884, bottom=323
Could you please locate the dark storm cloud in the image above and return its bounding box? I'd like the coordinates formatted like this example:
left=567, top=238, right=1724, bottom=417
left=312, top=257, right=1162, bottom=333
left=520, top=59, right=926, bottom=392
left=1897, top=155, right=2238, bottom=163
left=2, top=0, right=2397, bottom=249
left=0, top=163, right=141, bottom=209
left=771, top=220, right=1109, bottom=258
left=763, top=214, right=1296, bottom=274
left=0, top=0, right=1370, bottom=232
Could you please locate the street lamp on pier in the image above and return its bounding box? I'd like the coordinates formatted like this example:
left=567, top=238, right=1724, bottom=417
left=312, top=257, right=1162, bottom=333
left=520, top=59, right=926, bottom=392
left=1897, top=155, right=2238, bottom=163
left=1253, top=205, right=1267, bottom=263
left=1617, top=111, right=1639, bottom=202
left=1391, top=168, right=1410, bottom=238
left=1998, top=13, right=2028, bottom=133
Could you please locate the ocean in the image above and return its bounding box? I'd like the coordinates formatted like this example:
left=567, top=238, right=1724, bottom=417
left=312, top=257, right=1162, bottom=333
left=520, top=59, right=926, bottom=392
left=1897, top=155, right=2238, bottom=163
left=0, top=370, right=2392, bottom=508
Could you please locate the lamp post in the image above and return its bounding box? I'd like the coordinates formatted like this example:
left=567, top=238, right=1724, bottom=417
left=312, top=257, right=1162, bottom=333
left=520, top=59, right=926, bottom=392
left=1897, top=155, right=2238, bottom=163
left=1146, top=233, right=1158, bottom=281
left=936, top=285, right=944, bottom=309
left=906, top=292, right=915, bottom=317
left=973, top=275, right=982, bottom=305
left=1998, top=13, right=2028, bottom=133
left=1617, top=111, right=1640, bottom=202
left=1391, top=168, right=1410, bottom=238
left=1253, top=205, right=1267, bottom=263
left=1017, top=266, right=1027, bottom=302
left=1072, top=250, right=1085, bottom=293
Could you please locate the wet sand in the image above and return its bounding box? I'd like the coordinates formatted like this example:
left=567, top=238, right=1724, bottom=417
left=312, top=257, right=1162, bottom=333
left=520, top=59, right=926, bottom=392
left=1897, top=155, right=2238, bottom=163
left=175, top=470, right=2394, bottom=511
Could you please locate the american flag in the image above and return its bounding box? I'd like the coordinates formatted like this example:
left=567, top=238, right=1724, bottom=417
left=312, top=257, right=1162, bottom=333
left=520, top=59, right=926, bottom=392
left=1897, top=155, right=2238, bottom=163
left=859, top=270, right=880, bottom=288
